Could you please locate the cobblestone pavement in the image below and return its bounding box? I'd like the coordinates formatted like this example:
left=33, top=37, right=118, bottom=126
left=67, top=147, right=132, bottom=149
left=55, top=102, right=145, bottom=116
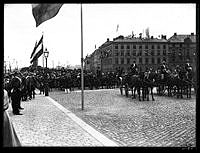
left=7, top=95, right=110, bottom=146
left=49, top=88, right=196, bottom=147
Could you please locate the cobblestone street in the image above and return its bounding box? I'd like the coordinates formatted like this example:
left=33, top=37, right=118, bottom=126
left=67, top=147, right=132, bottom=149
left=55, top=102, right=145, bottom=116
left=8, top=93, right=116, bottom=146
left=49, top=88, right=196, bottom=147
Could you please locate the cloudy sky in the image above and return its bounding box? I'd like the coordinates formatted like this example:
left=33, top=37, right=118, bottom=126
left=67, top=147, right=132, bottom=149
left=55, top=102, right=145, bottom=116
left=4, top=3, right=196, bottom=69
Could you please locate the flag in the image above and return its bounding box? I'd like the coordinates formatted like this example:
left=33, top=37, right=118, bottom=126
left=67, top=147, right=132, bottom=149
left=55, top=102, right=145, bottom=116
left=30, top=44, right=43, bottom=63
left=30, top=41, right=37, bottom=59
left=30, top=35, right=43, bottom=59
left=30, top=35, right=43, bottom=63
left=116, top=24, right=119, bottom=32
left=145, top=27, right=150, bottom=38
left=32, top=4, right=63, bottom=27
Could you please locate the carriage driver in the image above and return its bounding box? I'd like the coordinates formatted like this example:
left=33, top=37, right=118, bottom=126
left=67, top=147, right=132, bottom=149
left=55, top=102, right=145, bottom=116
left=130, top=60, right=138, bottom=75
left=184, top=59, right=192, bottom=72
left=160, top=60, right=168, bottom=79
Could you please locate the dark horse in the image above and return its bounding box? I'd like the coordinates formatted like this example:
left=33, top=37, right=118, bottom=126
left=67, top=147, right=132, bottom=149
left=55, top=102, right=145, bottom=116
left=120, top=71, right=154, bottom=101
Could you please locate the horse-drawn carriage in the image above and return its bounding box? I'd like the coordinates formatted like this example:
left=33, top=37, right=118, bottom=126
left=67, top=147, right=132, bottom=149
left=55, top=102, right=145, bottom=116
left=119, top=67, right=195, bottom=101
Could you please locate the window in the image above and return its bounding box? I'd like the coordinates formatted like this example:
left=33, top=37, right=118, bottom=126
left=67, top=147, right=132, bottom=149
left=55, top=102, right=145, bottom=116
left=157, top=58, right=160, bottom=64
left=138, top=50, right=142, bottom=56
left=145, top=50, right=148, bottom=56
left=115, top=45, right=118, bottom=49
left=145, top=45, right=148, bottom=49
left=121, top=58, right=124, bottom=64
left=126, top=45, right=130, bottom=49
left=126, top=51, right=130, bottom=56
left=145, top=58, right=149, bottom=64
left=109, top=59, right=112, bottom=64
left=187, top=51, right=190, bottom=56
left=152, top=45, right=154, bottom=49
left=152, top=58, right=155, bottom=64
left=151, top=50, right=154, bottom=56
left=157, top=50, right=160, bottom=56
left=139, top=58, right=142, bottom=64
left=163, top=50, right=166, bottom=56
left=127, top=58, right=130, bottom=64
left=121, top=45, right=124, bottom=49
left=163, top=44, right=166, bottom=49
left=139, top=45, right=142, bottom=49
left=121, top=50, right=124, bottom=56
left=115, top=58, right=118, bottom=64
left=157, top=45, right=160, bottom=49
left=132, top=50, right=136, bottom=56
left=115, top=51, right=119, bottom=56
left=133, top=45, right=136, bottom=49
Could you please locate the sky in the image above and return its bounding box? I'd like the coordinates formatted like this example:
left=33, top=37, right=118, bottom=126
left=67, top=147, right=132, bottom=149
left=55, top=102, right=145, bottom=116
left=4, top=3, right=196, bottom=69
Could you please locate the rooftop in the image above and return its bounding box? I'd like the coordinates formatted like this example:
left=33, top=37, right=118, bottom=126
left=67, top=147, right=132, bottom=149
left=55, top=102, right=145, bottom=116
left=168, top=33, right=196, bottom=43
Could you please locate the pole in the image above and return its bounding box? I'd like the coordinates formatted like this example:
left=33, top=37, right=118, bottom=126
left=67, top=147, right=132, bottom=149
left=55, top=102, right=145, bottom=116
left=81, top=3, right=84, bottom=110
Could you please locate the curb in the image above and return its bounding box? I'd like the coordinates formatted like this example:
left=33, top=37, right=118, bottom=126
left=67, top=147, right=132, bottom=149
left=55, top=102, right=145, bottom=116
left=46, top=96, right=119, bottom=146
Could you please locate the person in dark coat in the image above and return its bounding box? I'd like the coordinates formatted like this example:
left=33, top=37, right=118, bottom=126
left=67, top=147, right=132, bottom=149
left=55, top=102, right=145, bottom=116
left=10, top=72, right=23, bottom=115
left=184, top=59, right=192, bottom=73
left=130, top=60, right=138, bottom=75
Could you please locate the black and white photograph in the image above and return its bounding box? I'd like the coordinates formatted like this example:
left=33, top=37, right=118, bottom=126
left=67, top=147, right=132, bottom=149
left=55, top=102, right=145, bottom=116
left=3, top=3, right=197, bottom=148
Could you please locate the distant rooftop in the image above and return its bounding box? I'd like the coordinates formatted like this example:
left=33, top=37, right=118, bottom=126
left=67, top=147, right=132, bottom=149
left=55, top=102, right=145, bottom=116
left=168, top=33, right=196, bottom=43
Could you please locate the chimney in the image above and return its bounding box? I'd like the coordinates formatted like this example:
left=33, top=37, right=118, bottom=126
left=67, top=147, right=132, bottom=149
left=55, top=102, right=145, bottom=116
left=161, top=35, right=167, bottom=39
left=107, top=38, right=109, bottom=42
left=191, top=33, right=194, bottom=35
left=174, top=33, right=177, bottom=36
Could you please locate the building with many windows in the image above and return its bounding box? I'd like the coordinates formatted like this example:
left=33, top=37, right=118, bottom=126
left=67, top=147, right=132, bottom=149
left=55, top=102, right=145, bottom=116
left=168, top=33, right=196, bottom=71
left=84, top=33, right=196, bottom=74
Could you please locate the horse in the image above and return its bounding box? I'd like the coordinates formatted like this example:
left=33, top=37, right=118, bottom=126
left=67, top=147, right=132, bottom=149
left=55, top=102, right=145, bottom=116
left=120, top=72, right=145, bottom=101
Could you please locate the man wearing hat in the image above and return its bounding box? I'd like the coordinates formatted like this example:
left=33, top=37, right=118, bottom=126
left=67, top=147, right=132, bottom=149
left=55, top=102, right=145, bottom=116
left=160, top=60, right=168, bottom=74
left=184, top=59, right=192, bottom=72
left=10, top=71, right=23, bottom=115
left=130, top=60, right=138, bottom=75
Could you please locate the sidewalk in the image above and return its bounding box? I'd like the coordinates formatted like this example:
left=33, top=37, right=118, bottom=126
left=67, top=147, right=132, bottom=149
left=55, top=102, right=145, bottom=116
left=7, top=93, right=118, bottom=146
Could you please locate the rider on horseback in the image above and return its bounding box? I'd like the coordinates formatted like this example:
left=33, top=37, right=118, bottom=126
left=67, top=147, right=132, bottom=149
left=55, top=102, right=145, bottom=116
left=130, top=60, right=138, bottom=75
left=160, top=59, right=168, bottom=80
left=184, top=59, right=193, bottom=79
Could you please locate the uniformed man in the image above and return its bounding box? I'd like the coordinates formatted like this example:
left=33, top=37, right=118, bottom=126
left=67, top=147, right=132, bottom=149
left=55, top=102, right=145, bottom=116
left=160, top=60, right=168, bottom=75
left=184, top=59, right=192, bottom=72
left=10, top=71, right=23, bottom=115
left=130, top=60, right=138, bottom=75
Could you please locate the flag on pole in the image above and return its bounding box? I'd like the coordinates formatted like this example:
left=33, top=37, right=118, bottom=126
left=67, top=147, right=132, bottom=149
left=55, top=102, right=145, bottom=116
left=116, top=24, right=119, bottom=32
left=30, top=35, right=43, bottom=63
left=30, top=44, right=43, bottom=63
left=30, top=41, right=37, bottom=59
left=32, top=4, right=63, bottom=27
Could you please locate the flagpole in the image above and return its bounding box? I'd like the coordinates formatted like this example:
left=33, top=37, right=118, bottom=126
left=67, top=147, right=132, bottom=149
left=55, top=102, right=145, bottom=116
left=81, top=3, right=84, bottom=110
left=42, top=31, right=45, bottom=73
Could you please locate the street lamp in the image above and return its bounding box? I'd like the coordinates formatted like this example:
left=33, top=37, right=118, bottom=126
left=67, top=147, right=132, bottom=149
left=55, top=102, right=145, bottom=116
left=44, top=48, right=49, bottom=96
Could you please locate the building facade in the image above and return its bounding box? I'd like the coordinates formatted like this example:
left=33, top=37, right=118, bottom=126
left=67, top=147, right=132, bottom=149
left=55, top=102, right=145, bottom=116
left=168, top=33, right=196, bottom=71
left=85, top=33, right=196, bottom=74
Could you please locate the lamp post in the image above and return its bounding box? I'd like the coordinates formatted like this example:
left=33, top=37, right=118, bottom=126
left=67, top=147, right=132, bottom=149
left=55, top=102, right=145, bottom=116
left=44, top=48, right=49, bottom=96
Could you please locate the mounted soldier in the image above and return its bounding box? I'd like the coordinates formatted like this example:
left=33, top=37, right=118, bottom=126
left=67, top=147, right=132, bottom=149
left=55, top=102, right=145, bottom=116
left=130, top=60, right=138, bottom=75
left=184, top=59, right=193, bottom=80
left=160, top=60, right=168, bottom=80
